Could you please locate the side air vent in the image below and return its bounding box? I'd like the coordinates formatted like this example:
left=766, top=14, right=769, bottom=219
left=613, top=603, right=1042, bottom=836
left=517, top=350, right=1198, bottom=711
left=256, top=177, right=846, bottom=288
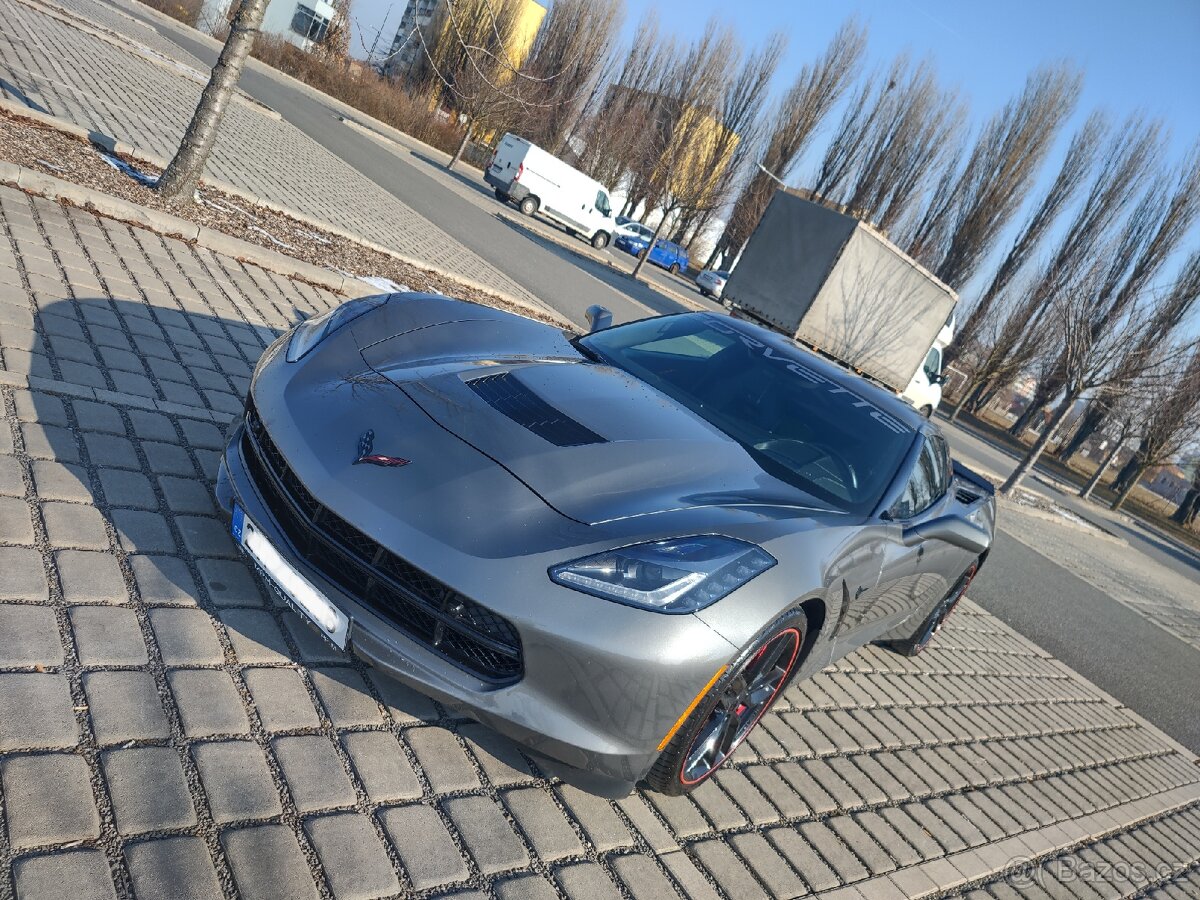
left=955, top=486, right=981, bottom=505
left=467, top=372, right=604, bottom=447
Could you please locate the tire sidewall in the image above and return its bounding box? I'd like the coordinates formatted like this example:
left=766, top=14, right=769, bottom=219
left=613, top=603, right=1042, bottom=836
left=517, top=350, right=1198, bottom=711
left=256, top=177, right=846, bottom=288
left=520, top=197, right=538, bottom=216
left=646, top=608, right=808, bottom=795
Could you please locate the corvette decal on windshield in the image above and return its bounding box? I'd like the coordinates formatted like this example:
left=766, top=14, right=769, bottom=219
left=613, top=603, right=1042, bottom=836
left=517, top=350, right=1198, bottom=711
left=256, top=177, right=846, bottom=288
left=706, top=318, right=913, bottom=435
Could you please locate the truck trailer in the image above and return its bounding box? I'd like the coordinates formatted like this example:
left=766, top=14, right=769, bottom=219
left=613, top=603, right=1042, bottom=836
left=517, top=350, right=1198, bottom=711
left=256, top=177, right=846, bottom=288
left=724, top=192, right=957, bottom=414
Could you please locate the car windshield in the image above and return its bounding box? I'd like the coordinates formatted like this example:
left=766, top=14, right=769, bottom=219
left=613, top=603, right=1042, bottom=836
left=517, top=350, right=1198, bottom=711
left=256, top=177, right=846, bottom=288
left=579, top=315, right=917, bottom=513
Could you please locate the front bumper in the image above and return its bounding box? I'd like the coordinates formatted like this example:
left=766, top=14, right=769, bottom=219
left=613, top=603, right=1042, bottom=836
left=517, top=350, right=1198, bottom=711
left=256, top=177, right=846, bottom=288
left=217, top=403, right=737, bottom=794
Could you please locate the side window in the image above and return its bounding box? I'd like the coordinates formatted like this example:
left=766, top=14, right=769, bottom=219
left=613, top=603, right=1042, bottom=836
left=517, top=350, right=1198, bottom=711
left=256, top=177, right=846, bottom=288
left=930, top=435, right=951, bottom=497
left=923, top=346, right=941, bottom=381
left=596, top=191, right=611, bottom=216
left=890, top=439, right=939, bottom=520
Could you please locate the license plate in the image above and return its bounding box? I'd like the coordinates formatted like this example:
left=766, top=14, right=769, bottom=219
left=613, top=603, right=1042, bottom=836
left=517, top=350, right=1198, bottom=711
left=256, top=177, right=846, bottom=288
left=233, top=504, right=349, bottom=648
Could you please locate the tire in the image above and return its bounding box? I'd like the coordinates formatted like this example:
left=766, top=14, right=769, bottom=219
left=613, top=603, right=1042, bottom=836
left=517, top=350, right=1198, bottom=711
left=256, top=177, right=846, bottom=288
left=668, top=263, right=680, bottom=275
left=919, top=404, right=934, bottom=418
left=884, top=561, right=978, bottom=657
left=519, top=196, right=539, bottom=216
left=699, top=287, right=711, bottom=297
left=645, top=611, right=807, bottom=795
left=591, top=231, right=610, bottom=250
left=493, top=188, right=509, bottom=202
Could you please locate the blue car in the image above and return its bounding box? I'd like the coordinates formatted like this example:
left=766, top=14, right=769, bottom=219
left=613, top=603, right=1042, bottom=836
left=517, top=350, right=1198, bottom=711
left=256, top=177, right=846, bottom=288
left=613, top=233, right=690, bottom=274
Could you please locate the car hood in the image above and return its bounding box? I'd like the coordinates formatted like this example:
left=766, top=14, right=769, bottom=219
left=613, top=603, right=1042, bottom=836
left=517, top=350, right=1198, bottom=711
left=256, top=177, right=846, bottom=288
left=356, top=314, right=833, bottom=525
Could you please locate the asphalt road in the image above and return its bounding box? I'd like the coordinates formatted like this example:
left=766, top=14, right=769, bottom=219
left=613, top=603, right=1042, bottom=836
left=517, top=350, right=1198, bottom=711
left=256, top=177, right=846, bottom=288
left=115, top=7, right=1200, bottom=753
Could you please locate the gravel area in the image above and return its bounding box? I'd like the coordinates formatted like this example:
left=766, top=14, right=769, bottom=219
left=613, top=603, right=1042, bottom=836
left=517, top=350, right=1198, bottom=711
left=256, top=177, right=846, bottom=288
left=0, top=109, right=564, bottom=326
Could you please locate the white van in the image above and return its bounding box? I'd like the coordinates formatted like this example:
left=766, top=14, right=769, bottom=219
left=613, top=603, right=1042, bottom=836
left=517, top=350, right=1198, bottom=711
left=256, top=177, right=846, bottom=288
left=485, top=134, right=615, bottom=249
left=899, top=311, right=955, bottom=417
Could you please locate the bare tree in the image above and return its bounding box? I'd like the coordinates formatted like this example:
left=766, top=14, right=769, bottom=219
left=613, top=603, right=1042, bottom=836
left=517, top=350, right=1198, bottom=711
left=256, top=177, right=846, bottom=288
left=575, top=13, right=677, bottom=192
left=668, top=31, right=786, bottom=250
left=513, top=0, right=624, bottom=154
left=1059, top=248, right=1200, bottom=461
left=899, top=63, right=1082, bottom=290
left=810, top=55, right=964, bottom=232
left=1077, top=387, right=1151, bottom=500
left=414, top=0, right=529, bottom=170
left=156, top=0, right=270, bottom=199
left=945, top=113, right=1105, bottom=370
left=709, top=20, right=866, bottom=265
left=946, top=115, right=1162, bottom=422
left=1010, top=141, right=1200, bottom=435
left=1108, top=347, right=1200, bottom=510
left=998, top=258, right=1175, bottom=496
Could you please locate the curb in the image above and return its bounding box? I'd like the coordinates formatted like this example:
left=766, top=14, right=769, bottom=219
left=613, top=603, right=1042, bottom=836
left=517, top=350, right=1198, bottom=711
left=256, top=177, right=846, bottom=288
left=0, top=158, right=372, bottom=297
left=0, top=98, right=566, bottom=325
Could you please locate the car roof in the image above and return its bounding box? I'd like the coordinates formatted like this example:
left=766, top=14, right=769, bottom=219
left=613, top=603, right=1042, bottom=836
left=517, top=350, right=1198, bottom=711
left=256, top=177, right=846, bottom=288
left=714, top=313, right=927, bottom=432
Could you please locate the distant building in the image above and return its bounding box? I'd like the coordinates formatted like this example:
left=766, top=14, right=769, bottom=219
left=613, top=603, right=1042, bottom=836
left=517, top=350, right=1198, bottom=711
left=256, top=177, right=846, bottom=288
left=1146, top=465, right=1193, bottom=504
left=383, top=0, right=546, bottom=80
left=198, top=0, right=338, bottom=51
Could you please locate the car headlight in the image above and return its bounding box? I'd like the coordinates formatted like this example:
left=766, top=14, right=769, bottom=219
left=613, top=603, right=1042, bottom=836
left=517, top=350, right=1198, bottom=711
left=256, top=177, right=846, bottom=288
left=286, top=294, right=388, bottom=362
left=549, top=536, right=775, bottom=613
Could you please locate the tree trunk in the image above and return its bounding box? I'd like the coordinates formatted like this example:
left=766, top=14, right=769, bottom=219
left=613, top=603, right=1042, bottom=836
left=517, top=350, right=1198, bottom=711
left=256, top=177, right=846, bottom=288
left=1171, top=486, right=1200, bottom=525
left=1110, top=453, right=1141, bottom=496
left=1058, top=403, right=1106, bottom=462
left=1008, top=398, right=1044, bottom=438
left=155, top=0, right=270, bottom=200
left=999, top=394, right=1074, bottom=496
left=1079, top=438, right=1122, bottom=500
left=1110, top=463, right=1146, bottom=511
left=948, top=376, right=983, bottom=422
left=631, top=211, right=669, bottom=279
left=448, top=118, right=473, bottom=171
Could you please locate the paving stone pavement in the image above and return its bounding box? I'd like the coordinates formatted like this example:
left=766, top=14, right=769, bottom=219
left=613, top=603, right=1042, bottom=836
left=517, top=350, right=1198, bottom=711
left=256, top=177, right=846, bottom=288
left=0, top=0, right=544, bottom=309
left=1, top=183, right=1200, bottom=899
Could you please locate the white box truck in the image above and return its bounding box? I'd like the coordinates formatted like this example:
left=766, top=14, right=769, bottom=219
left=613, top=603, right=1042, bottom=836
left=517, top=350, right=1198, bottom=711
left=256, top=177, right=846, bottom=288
left=485, top=134, right=616, bottom=250
left=724, top=192, right=958, bottom=416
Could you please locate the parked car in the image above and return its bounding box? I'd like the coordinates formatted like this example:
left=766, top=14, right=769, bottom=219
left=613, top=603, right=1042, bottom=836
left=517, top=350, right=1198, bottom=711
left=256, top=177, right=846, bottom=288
left=612, top=216, right=655, bottom=243
left=485, top=133, right=614, bottom=249
left=613, top=233, right=690, bottom=274
left=217, top=294, right=996, bottom=796
left=695, top=269, right=730, bottom=298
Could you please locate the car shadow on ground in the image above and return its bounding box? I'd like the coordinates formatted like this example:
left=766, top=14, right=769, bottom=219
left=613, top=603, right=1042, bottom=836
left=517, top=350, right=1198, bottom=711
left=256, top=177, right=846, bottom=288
left=33, top=295, right=615, bottom=795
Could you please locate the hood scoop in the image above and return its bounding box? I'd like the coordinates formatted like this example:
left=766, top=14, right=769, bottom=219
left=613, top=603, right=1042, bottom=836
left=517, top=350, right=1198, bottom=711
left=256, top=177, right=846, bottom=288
left=466, top=372, right=605, bottom=448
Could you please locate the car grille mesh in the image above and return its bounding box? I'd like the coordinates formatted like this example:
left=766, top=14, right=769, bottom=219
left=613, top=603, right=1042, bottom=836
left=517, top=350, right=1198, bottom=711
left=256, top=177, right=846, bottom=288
left=240, top=400, right=522, bottom=684
left=467, top=372, right=604, bottom=447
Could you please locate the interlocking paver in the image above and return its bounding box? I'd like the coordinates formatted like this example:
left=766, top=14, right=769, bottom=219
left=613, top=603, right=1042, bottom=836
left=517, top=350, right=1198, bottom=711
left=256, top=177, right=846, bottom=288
left=306, top=812, right=401, bottom=900
left=0, top=547, right=48, bottom=601
left=612, top=854, right=684, bottom=900
left=220, top=608, right=290, bottom=663
left=42, top=497, right=110, bottom=549
left=196, top=556, right=264, bottom=607
left=130, top=553, right=199, bottom=605
left=103, top=746, right=197, bottom=833
left=1, top=753, right=100, bottom=849
left=223, top=825, right=319, bottom=900
left=149, top=606, right=224, bottom=665
left=308, top=667, right=383, bottom=727
left=407, top=727, right=480, bottom=793
left=125, top=836, right=223, bottom=900
left=83, top=669, right=171, bottom=744
left=0, top=672, right=78, bottom=750
left=272, top=735, right=357, bottom=812
left=244, top=666, right=322, bottom=731
left=503, top=787, right=584, bottom=861
left=380, top=804, right=471, bottom=891
left=70, top=605, right=147, bottom=666
left=98, top=467, right=158, bottom=510
left=0, top=602, right=61, bottom=666
left=168, top=668, right=250, bottom=736
left=13, top=850, right=117, bottom=900
left=342, top=730, right=422, bottom=802
left=55, top=548, right=127, bottom=603
left=192, top=740, right=282, bottom=823
left=446, top=794, right=530, bottom=874
left=556, top=861, right=624, bottom=900
left=111, top=507, right=175, bottom=553
left=556, top=784, right=634, bottom=852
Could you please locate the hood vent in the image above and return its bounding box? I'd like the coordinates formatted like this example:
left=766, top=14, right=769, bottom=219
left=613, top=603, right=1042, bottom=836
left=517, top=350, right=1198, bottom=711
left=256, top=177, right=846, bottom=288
left=467, top=372, right=604, bottom=447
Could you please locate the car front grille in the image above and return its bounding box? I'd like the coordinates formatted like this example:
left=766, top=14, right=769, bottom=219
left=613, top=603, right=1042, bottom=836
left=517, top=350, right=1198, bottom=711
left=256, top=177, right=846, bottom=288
left=239, top=399, right=523, bottom=685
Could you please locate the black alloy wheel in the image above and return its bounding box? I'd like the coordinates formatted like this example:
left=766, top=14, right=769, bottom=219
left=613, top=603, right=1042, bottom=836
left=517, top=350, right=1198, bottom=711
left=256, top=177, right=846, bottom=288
left=646, top=612, right=805, bottom=794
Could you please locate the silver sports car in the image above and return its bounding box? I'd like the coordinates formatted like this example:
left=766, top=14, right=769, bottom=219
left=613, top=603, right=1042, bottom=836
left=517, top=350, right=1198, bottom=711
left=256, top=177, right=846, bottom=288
left=216, top=293, right=995, bottom=796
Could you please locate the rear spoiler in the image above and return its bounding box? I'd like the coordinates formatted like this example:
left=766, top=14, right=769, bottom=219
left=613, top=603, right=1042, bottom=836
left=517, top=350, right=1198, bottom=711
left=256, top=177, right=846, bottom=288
left=952, top=460, right=995, bottom=496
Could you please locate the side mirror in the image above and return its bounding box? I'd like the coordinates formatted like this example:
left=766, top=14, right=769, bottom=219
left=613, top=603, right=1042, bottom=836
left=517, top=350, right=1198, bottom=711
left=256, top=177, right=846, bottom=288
left=585, top=305, right=613, bottom=333
left=902, top=514, right=989, bottom=555
left=932, top=373, right=946, bottom=385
